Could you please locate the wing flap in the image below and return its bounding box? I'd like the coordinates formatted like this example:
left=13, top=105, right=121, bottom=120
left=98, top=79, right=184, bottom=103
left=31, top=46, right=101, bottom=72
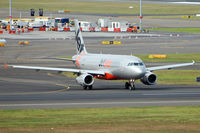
left=10, top=65, right=105, bottom=75
left=47, top=57, right=76, bottom=62
left=147, top=61, right=195, bottom=71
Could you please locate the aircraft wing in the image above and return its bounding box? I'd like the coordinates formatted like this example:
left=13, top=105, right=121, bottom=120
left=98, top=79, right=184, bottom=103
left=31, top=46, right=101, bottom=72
left=147, top=61, right=195, bottom=71
left=38, top=57, right=76, bottom=62
left=9, top=65, right=105, bottom=75
left=46, top=57, right=76, bottom=62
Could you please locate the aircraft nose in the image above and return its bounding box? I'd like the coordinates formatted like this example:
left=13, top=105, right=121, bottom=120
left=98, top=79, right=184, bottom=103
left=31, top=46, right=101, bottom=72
left=135, top=67, right=146, bottom=78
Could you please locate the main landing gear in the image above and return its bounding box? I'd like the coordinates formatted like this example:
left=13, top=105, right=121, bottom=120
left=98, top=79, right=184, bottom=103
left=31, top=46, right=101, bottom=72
left=125, top=79, right=135, bottom=90
left=83, top=85, right=93, bottom=90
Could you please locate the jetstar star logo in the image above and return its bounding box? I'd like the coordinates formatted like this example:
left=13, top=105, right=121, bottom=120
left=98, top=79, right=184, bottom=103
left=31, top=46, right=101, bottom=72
left=75, top=29, right=84, bottom=53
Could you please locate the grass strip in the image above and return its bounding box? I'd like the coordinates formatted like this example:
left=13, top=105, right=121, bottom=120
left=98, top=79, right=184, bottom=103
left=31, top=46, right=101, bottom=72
left=61, top=53, right=200, bottom=63
left=0, top=106, right=200, bottom=133
left=145, top=15, right=200, bottom=20
left=154, top=70, right=200, bottom=86
left=61, top=53, right=200, bottom=86
left=135, top=53, right=200, bottom=63
left=1, top=0, right=200, bottom=15
left=62, top=70, right=200, bottom=86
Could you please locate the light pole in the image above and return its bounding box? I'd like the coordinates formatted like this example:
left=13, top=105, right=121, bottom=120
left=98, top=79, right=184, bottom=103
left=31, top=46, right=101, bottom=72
left=139, top=0, right=143, bottom=31
left=9, top=0, right=12, bottom=31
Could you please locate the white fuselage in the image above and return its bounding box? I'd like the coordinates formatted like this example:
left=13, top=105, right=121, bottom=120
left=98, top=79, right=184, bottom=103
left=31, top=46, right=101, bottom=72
left=73, top=53, right=146, bottom=80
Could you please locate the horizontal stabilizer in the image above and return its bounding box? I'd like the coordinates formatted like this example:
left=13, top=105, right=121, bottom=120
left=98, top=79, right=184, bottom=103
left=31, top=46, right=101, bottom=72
left=46, top=57, right=76, bottom=62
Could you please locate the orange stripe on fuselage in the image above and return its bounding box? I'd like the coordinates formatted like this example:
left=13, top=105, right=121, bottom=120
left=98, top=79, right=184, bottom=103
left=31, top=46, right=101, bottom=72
left=95, top=73, right=121, bottom=80
left=76, top=51, right=85, bottom=67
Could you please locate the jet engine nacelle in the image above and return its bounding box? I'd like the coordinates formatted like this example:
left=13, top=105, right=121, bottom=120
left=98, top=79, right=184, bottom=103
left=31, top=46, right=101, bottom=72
left=76, top=73, right=94, bottom=86
left=140, top=72, right=157, bottom=85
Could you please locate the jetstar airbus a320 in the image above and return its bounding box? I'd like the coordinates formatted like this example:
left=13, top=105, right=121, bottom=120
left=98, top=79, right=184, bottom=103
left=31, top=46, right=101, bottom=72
left=10, top=20, right=195, bottom=90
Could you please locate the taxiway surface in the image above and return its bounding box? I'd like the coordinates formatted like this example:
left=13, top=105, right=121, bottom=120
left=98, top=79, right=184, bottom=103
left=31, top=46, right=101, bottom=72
left=0, top=31, right=199, bottom=109
left=0, top=68, right=200, bottom=109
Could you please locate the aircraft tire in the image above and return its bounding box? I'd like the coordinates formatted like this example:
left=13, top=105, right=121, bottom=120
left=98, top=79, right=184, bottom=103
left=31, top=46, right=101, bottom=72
left=88, top=85, right=93, bottom=90
left=83, top=85, right=88, bottom=90
left=125, top=82, right=129, bottom=89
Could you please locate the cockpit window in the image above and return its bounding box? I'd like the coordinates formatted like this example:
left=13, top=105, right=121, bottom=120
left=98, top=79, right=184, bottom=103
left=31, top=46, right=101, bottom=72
left=128, top=63, right=133, bottom=66
left=139, top=62, right=143, bottom=66
left=128, top=62, right=143, bottom=66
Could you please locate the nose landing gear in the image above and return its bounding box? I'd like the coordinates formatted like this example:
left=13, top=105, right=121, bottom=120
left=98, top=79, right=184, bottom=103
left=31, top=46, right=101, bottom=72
left=125, top=79, right=135, bottom=90
left=83, top=85, right=93, bottom=90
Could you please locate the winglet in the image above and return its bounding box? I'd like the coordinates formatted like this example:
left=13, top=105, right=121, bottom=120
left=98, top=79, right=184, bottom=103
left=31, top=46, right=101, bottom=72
left=192, top=60, right=195, bottom=64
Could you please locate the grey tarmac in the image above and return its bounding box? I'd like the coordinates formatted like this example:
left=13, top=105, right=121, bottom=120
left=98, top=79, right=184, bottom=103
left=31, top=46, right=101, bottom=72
left=0, top=28, right=199, bottom=110
left=0, top=68, right=200, bottom=109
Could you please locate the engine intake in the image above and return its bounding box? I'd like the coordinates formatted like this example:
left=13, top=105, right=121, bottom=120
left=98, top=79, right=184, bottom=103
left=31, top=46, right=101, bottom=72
left=76, top=74, right=94, bottom=86
left=140, top=72, right=157, bottom=85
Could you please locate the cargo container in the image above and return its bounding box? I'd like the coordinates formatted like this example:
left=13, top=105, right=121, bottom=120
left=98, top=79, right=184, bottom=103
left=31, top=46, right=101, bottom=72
left=34, top=17, right=55, bottom=28
left=98, top=19, right=110, bottom=28
left=79, top=21, right=96, bottom=32
left=0, top=39, right=7, bottom=47
left=108, top=22, right=120, bottom=32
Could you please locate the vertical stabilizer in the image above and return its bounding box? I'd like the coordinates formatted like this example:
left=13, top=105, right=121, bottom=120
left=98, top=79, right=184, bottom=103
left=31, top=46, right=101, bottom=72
left=75, top=20, right=87, bottom=54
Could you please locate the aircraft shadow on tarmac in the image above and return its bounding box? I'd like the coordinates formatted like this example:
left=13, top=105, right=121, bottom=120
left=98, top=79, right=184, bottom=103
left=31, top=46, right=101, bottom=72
left=70, top=84, right=195, bottom=91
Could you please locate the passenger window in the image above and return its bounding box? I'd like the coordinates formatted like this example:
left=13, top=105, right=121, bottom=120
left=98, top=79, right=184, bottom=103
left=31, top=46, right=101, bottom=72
left=128, top=62, right=144, bottom=66
left=128, top=62, right=141, bottom=66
